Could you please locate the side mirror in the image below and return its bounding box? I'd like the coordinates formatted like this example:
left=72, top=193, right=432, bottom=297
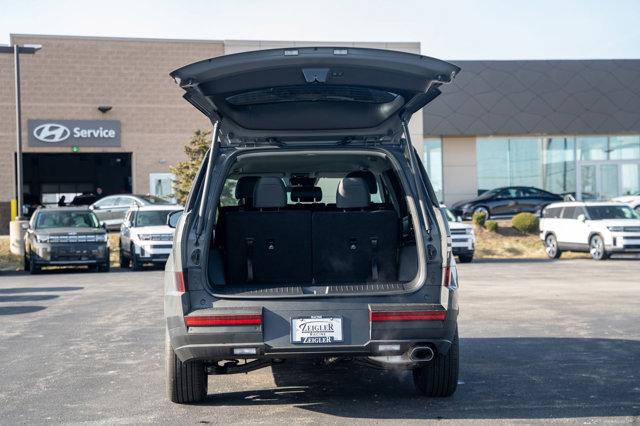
left=577, top=214, right=586, bottom=222
left=167, top=210, right=183, bottom=228
left=456, top=216, right=463, bottom=222
left=102, top=222, right=107, bottom=229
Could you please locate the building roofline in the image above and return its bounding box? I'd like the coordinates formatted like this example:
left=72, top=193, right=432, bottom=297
left=9, top=34, right=421, bottom=48
left=10, top=33, right=225, bottom=44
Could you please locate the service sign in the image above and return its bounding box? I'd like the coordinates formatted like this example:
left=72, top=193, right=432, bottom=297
left=28, top=120, right=121, bottom=147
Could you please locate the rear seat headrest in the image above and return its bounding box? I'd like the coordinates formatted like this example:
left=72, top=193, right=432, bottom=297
left=291, top=186, right=322, bottom=203
left=346, top=170, right=377, bottom=194
left=235, top=176, right=259, bottom=204
left=336, top=177, right=370, bottom=209
left=253, top=177, right=286, bottom=208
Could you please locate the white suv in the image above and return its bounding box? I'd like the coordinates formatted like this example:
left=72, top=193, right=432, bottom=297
left=540, top=202, right=640, bottom=260
left=443, top=206, right=475, bottom=263
left=119, top=204, right=183, bottom=270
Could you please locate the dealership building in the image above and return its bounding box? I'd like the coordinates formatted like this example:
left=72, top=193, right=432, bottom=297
left=1, top=34, right=640, bottom=232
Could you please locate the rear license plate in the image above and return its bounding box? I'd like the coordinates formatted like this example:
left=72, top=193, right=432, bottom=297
left=291, top=316, right=343, bottom=344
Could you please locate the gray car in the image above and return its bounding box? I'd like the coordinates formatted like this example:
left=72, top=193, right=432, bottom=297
left=164, top=47, right=461, bottom=403
left=24, top=207, right=110, bottom=273
left=90, top=194, right=171, bottom=230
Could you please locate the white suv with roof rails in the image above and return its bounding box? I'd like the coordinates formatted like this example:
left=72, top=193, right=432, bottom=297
left=540, top=201, right=640, bottom=260
left=119, top=204, right=183, bottom=270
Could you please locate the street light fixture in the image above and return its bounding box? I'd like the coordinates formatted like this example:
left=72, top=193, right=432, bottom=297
left=0, top=43, right=42, bottom=219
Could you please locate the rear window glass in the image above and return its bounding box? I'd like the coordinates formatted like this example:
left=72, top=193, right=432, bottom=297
left=226, top=85, right=399, bottom=106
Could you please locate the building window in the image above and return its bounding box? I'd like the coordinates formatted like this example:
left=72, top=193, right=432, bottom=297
left=149, top=173, right=176, bottom=203
left=423, top=138, right=443, bottom=200
left=477, top=136, right=577, bottom=195
left=476, top=137, right=542, bottom=193
left=577, top=135, right=640, bottom=161
left=542, top=137, right=576, bottom=196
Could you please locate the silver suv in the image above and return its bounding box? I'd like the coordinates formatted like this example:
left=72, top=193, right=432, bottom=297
left=164, top=47, right=461, bottom=403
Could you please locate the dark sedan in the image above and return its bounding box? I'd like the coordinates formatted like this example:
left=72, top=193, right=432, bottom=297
left=451, top=186, right=562, bottom=219
left=24, top=207, right=110, bottom=274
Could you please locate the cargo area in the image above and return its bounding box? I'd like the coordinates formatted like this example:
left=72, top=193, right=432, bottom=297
left=206, top=151, right=422, bottom=294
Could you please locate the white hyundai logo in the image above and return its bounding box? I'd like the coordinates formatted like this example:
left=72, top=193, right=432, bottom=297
left=33, top=123, right=71, bottom=143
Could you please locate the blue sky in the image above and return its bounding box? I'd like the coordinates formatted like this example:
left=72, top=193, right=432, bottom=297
left=1, top=0, right=639, bottom=59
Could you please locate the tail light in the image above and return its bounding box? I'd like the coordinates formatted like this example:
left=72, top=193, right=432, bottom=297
left=175, top=271, right=186, bottom=293
left=185, top=314, right=263, bottom=327
left=370, top=310, right=446, bottom=322
left=442, top=265, right=451, bottom=288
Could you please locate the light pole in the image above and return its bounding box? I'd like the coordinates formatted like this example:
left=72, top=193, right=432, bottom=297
left=0, top=44, right=41, bottom=219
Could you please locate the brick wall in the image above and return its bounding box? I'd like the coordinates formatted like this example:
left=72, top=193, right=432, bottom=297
left=0, top=35, right=224, bottom=209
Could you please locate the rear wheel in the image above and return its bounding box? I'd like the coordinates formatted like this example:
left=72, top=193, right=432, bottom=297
left=458, top=254, right=473, bottom=263
left=412, top=327, right=459, bottom=397
left=473, top=206, right=489, bottom=220
left=165, top=331, right=207, bottom=404
left=590, top=234, right=609, bottom=260
left=544, top=234, right=562, bottom=259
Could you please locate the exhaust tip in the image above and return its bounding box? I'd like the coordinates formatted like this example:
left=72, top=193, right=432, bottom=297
left=409, top=346, right=434, bottom=362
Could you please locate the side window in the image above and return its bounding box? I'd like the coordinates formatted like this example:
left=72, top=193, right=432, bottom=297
left=561, top=206, right=576, bottom=219
left=572, top=206, right=585, bottom=219
left=117, top=197, right=137, bottom=207
left=94, top=197, right=115, bottom=208
left=543, top=207, right=560, bottom=218
left=219, top=179, right=239, bottom=207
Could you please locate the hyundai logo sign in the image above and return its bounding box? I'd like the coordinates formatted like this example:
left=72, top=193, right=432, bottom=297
left=28, top=119, right=121, bottom=147
left=33, top=123, right=72, bottom=143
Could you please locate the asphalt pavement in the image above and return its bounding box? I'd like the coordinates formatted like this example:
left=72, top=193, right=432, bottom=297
left=0, top=259, right=639, bottom=425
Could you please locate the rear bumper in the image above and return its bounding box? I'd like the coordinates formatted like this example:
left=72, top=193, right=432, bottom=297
left=168, top=301, right=459, bottom=365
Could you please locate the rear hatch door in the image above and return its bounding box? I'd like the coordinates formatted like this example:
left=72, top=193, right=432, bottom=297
left=170, top=47, right=460, bottom=138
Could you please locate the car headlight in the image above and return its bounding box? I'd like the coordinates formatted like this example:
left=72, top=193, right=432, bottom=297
left=97, top=234, right=108, bottom=242
left=607, top=226, right=624, bottom=232
left=36, top=234, right=49, bottom=243
left=138, top=234, right=152, bottom=241
left=465, top=228, right=473, bottom=234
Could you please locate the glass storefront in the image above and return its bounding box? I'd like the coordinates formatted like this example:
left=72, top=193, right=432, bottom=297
left=423, top=138, right=443, bottom=200
left=475, top=135, right=640, bottom=199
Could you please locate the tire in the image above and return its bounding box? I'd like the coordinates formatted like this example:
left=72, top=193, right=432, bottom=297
left=119, top=249, right=130, bottom=268
left=544, top=234, right=562, bottom=259
left=131, top=245, right=142, bottom=271
left=100, top=260, right=111, bottom=273
left=589, top=234, right=609, bottom=260
left=29, top=256, right=41, bottom=274
left=458, top=254, right=474, bottom=263
left=165, top=331, right=207, bottom=404
left=23, top=254, right=30, bottom=271
left=473, top=206, right=489, bottom=220
left=412, top=327, right=459, bottom=397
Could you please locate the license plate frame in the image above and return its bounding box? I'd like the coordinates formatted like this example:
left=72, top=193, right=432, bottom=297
left=290, top=316, right=343, bottom=344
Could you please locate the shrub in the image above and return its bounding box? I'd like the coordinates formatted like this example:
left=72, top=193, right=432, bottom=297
left=485, top=220, right=498, bottom=232
left=472, top=211, right=486, bottom=227
left=511, top=212, right=539, bottom=234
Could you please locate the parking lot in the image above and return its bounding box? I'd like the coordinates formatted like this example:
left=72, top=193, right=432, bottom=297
left=0, top=259, right=638, bottom=424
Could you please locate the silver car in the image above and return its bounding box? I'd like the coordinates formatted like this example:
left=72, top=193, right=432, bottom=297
left=89, top=194, right=171, bottom=230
